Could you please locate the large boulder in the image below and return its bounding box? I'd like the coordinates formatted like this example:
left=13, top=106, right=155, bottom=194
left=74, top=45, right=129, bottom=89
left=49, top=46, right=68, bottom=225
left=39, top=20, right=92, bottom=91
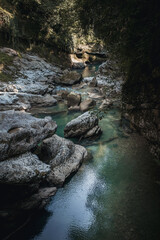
left=38, top=135, right=88, bottom=186
left=80, top=98, right=96, bottom=112
left=0, top=152, right=50, bottom=185
left=0, top=110, right=57, bottom=161
left=55, top=70, right=82, bottom=85
left=0, top=92, right=57, bottom=111
left=64, top=111, right=102, bottom=138
left=67, top=92, right=81, bottom=107
left=70, top=54, right=86, bottom=69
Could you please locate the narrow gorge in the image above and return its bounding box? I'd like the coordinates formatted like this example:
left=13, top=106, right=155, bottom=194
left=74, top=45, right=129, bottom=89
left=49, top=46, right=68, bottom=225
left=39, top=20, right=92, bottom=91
left=0, top=1, right=160, bottom=240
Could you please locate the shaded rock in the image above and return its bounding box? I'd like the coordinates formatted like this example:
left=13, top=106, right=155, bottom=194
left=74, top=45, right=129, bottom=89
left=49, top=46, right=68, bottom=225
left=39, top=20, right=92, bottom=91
left=55, top=70, right=82, bottom=85
left=67, top=92, right=81, bottom=107
left=60, top=90, right=69, bottom=100
left=20, top=187, right=57, bottom=210
left=0, top=152, right=50, bottom=184
left=89, top=77, right=97, bottom=87
left=64, top=111, right=102, bottom=138
left=84, top=125, right=102, bottom=138
left=38, top=135, right=88, bottom=186
left=0, top=110, right=57, bottom=161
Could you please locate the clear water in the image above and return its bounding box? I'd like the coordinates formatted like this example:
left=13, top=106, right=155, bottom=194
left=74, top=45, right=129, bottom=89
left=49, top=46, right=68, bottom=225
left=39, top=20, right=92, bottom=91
left=11, top=64, right=160, bottom=240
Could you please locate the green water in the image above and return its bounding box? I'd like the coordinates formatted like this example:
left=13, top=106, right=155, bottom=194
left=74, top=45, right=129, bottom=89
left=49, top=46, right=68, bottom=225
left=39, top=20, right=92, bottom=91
left=13, top=65, right=160, bottom=240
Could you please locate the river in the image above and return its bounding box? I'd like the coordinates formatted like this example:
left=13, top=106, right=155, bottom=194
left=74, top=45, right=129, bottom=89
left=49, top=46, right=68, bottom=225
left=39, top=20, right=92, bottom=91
left=12, top=64, right=160, bottom=240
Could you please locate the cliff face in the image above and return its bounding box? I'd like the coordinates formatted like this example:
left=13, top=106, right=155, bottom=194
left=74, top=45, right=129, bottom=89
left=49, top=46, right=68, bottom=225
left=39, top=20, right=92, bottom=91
left=122, top=79, right=160, bottom=160
left=0, top=0, right=101, bottom=54
left=74, top=0, right=160, bottom=160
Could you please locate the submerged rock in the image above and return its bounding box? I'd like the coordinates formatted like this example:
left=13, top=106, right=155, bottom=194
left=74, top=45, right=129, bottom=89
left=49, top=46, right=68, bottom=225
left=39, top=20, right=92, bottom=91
left=64, top=111, right=102, bottom=139
left=80, top=98, right=96, bottom=112
left=99, top=99, right=113, bottom=110
left=38, top=134, right=88, bottom=186
left=0, top=110, right=57, bottom=161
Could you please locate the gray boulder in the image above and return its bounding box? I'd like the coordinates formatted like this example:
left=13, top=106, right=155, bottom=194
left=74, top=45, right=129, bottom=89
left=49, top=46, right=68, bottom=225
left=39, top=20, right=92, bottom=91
left=0, top=92, right=57, bottom=111
left=67, top=92, right=81, bottom=107
left=0, top=152, right=50, bottom=184
left=64, top=111, right=102, bottom=138
left=55, top=70, right=82, bottom=85
left=39, top=134, right=88, bottom=186
left=0, top=110, right=57, bottom=161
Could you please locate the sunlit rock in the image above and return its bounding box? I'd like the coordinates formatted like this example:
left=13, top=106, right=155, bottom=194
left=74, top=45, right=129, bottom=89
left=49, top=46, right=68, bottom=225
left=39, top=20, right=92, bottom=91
left=64, top=111, right=102, bottom=138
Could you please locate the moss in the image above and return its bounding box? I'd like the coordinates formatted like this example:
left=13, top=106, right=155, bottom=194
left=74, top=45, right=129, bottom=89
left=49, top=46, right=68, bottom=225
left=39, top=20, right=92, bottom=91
left=0, top=52, right=14, bottom=65
left=0, top=72, right=13, bottom=82
left=0, top=52, right=16, bottom=82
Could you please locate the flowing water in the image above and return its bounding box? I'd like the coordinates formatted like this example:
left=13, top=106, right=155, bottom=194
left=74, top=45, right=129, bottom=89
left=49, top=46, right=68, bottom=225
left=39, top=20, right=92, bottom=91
left=12, top=64, right=160, bottom=240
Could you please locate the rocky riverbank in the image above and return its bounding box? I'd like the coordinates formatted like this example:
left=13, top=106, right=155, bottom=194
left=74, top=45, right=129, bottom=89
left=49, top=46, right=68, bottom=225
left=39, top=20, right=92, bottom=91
left=0, top=47, right=124, bottom=235
left=0, top=110, right=88, bottom=224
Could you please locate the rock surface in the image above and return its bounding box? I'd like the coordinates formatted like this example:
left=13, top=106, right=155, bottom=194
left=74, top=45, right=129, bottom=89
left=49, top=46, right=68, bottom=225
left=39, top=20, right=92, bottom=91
left=20, top=187, right=57, bottom=210
left=55, top=70, right=82, bottom=85
left=99, top=99, right=113, bottom=110
left=38, top=134, right=88, bottom=186
left=0, top=152, right=50, bottom=184
left=0, top=110, right=57, bottom=161
left=67, top=92, right=81, bottom=107
left=80, top=98, right=96, bottom=112
left=64, top=111, right=102, bottom=138
left=0, top=92, right=57, bottom=111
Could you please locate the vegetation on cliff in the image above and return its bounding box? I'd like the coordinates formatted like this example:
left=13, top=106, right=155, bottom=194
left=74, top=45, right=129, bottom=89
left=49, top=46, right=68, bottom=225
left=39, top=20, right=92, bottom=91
left=75, top=0, right=160, bottom=103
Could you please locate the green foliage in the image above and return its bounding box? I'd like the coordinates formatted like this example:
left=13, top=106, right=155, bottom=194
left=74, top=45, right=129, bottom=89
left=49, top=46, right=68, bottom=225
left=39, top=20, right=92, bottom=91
left=0, top=51, right=14, bottom=82
left=0, top=51, right=14, bottom=65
